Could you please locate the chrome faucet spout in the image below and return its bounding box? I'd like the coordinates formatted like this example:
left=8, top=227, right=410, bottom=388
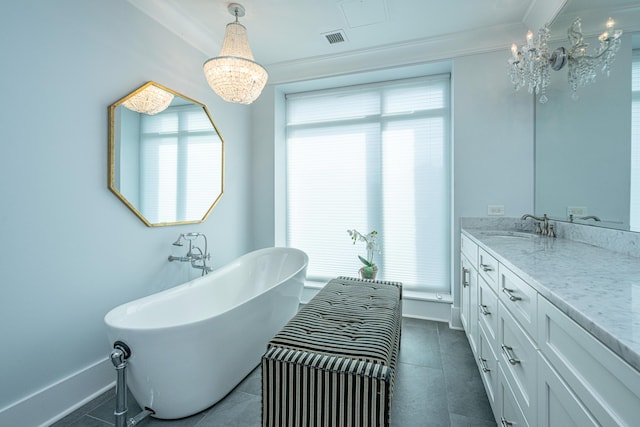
left=521, top=213, right=552, bottom=236
left=521, top=214, right=545, bottom=221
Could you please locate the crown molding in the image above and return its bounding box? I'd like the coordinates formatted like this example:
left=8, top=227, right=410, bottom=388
left=266, top=22, right=527, bottom=84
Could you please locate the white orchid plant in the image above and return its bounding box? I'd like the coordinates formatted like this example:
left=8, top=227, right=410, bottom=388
left=347, top=229, right=381, bottom=278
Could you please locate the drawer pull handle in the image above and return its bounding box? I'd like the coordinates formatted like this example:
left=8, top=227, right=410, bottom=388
left=501, top=345, right=520, bottom=365
left=500, top=417, right=514, bottom=426
left=502, top=287, right=522, bottom=301
left=479, top=304, right=491, bottom=315
left=479, top=357, right=491, bottom=372
left=480, top=263, right=493, bottom=272
left=462, top=267, right=470, bottom=288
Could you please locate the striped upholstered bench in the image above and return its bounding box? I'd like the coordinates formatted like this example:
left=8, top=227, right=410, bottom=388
left=262, top=276, right=402, bottom=427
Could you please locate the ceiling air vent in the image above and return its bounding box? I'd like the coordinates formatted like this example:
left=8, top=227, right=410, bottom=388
left=322, top=30, right=347, bottom=45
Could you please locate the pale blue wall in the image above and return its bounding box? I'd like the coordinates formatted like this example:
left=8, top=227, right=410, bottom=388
left=0, top=0, right=254, bottom=413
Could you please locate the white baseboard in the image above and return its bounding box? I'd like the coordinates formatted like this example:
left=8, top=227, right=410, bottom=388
left=0, top=357, right=114, bottom=427
left=449, top=305, right=463, bottom=330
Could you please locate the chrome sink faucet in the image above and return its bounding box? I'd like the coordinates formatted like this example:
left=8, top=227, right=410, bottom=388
left=521, top=213, right=553, bottom=236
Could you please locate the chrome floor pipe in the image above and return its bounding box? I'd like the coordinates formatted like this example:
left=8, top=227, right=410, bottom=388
left=110, top=341, right=154, bottom=427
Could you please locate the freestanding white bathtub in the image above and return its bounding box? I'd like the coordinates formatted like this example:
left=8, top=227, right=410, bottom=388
left=104, top=247, right=308, bottom=419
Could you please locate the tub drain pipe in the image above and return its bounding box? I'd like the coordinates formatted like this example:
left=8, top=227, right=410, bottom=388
left=110, top=341, right=154, bottom=427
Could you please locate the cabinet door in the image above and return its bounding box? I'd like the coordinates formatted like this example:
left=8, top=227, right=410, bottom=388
left=460, top=253, right=478, bottom=354
left=478, top=324, right=498, bottom=414
left=538, top=296, right=640, bottom=425
left=498, top=302, right=537, bottom=426
left=537, top=354, right=598, bottom=427
left=498, top=364, right=529, bottom=427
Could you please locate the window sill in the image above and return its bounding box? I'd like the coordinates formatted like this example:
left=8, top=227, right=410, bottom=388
left=303, top=280, right=452, bottom=303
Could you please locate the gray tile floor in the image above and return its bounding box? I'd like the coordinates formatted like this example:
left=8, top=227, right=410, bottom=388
left=52, top=319, right=496, bottom=426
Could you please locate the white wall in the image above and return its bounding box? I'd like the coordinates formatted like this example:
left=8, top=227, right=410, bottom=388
left=452, top=50, right=535, bottom=314
left=0, top=0, right=253, bottom=423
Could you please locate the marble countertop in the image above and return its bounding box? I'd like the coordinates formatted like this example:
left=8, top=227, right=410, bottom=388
left=462, top=227, right=640, bottom=372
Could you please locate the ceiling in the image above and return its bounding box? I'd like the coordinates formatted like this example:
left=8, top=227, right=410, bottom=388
left=127, top=0, right=640, bottom=67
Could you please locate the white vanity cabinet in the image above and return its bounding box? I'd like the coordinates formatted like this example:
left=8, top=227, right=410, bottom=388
left=460, top=229, right=640, bottom=426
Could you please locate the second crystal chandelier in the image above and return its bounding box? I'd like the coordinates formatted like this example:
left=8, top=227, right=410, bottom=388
left=508, top=17, right=622, bottom=103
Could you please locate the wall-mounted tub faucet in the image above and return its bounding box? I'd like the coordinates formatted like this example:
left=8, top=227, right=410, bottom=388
left=168, top=233, right=213, bottom=275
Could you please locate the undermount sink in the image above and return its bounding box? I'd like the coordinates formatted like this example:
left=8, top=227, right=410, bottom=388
left=477, top=230, right=538, bottom=239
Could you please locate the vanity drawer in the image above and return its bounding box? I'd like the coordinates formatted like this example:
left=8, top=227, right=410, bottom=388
left=498, top=263, right=537, bottom=339
left=538, top=297, right=640, bottom=426
left=478, top=247, right=498, bottom=291
left=498, top=301, right=537, bottom=426
left=461, top=233, right=477, bottom=266
left=478, top=324, right=498, bottom=412
left=478, top=275, right=498, bottom=347
left=537, top=353, right=598, bottom=427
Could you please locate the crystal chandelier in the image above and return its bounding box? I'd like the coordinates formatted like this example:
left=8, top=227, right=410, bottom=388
left=508, top=17, right=622, bottom=103
left=122, top=84, right=174, bottom=115
left=203, top=3, right=268, bottom=105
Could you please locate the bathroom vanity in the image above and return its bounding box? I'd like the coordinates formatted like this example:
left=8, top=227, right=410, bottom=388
left=460, top=219, right=640, bottom=426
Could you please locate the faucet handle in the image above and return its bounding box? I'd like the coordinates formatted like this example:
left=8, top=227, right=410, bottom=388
left=535, top=222, right=542, bottom=234
left=548, top=224, right=556, bottom=238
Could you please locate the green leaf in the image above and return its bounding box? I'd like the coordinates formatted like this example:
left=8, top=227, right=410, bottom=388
left=358, top=255, right=373, bottom=267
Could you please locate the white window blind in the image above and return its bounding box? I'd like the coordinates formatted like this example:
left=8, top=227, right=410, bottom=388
left=631, top=51, right=640, bottom=230
left=285, top=75, right=451, bottom=292
left=139, top=105, right=221, bottom=223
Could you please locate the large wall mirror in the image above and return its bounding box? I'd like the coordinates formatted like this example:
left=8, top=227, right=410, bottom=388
left=534, top=1, right=640, bottom=231
left=108, top=82, right=224, bottom=226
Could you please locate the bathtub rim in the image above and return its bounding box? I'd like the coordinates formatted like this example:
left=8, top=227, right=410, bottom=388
left=104, top=246, right=308, bottom=332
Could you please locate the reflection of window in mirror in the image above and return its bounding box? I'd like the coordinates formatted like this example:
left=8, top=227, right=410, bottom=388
left=122, top=104, right=222, bottom=224
left=631, top=50, right=640, bottom=230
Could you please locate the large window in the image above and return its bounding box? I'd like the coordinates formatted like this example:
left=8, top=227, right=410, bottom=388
left=285, top=75, right=451, bottom=293
left=631, top=50, right=640, bottom=230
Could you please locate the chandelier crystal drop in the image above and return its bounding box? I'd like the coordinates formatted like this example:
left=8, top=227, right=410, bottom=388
left=508, top=17, right=622, bottom=103
left=203, top=3, right=268, bottom=105
left=122, top=84, right=174, bottom=115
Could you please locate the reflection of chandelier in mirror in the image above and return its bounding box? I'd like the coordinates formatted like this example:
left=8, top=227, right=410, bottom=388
left=203, top=3, right=268, bottom=105
left=122, top=84, right=175, bottom=115
left=508, top=17, right=622, bottom=103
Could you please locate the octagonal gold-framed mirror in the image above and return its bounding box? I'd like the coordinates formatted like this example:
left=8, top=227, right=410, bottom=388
left=108, top=82, right=224, bottom=227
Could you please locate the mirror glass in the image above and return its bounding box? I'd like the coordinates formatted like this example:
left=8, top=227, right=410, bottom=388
left=534, top=2, right=640, bottom=231
left=109, top=82, right=224, bottom=226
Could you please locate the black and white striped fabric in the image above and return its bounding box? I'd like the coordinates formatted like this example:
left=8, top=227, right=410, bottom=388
left=262, top=277, right=402, bottom=427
